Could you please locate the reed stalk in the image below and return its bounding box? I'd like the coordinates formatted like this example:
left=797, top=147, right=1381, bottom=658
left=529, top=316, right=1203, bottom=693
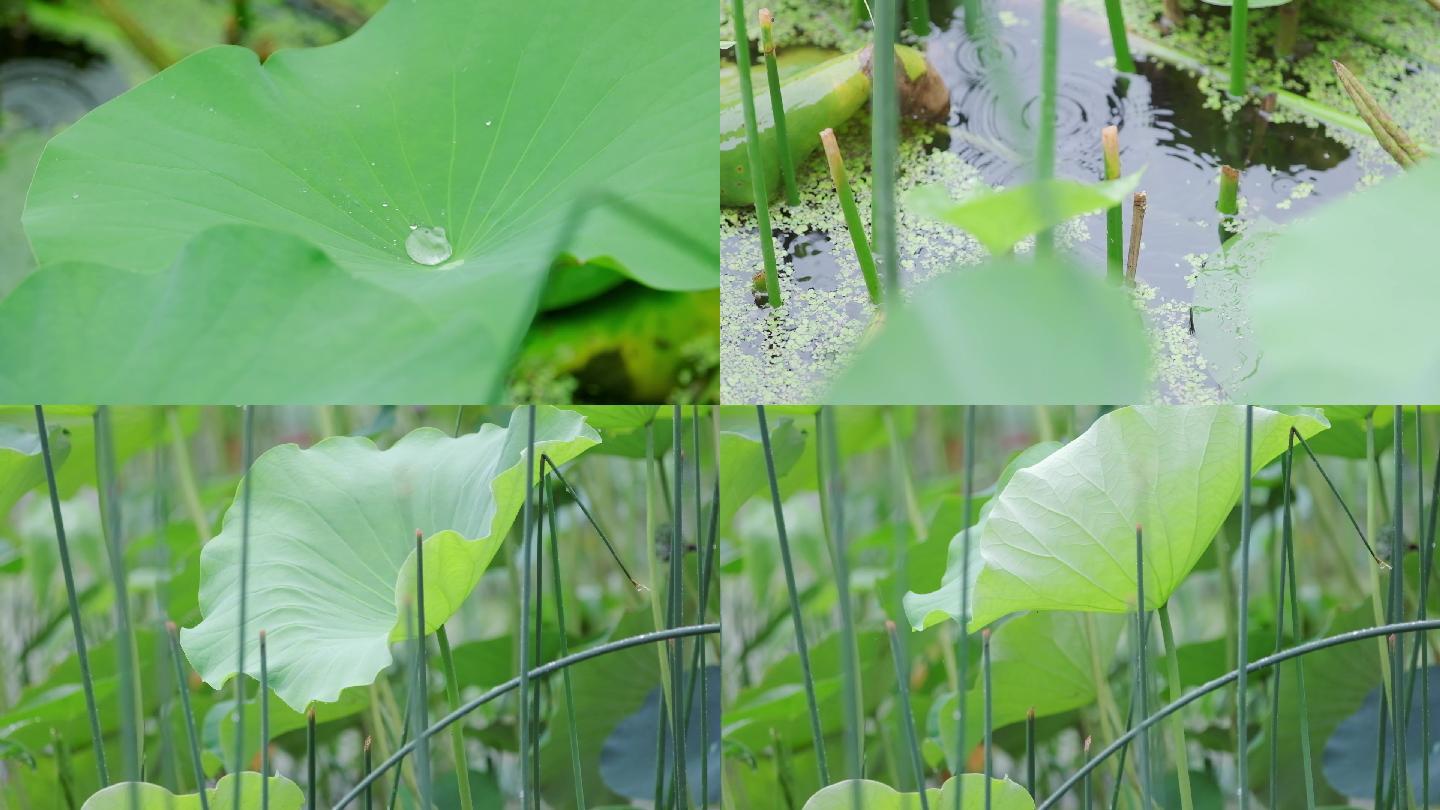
left=167, top=621, right=210, bottom=810
left=954, top=406, right=976, bottom=810
left=729, top=0, right=782, bottom=307
left=1333, top=60, right=1426, bottom=169
left=1125, top=192, right=1147, bottom=285
left=1101, top=127, right=1123, bottom=283
left=1101, top=0, right=1136, bottom=72
left=517, top=406, right=536, bottom=810
left=1025, top=708, right=1037, bottom=799
left=436, top=627, right=473, bottom=810
left=542, top=481, right=586, bottom=809
left=671, top=406, right=689, bottom=809
left=887, top=621, right=929, bottom=807
left=759, top=10, right=799, bottom=206
left=308, top=708, right=318, bottom=810
left=818, top=409, right=863, bottom=809
left=873, top=0, right=901, bottom=301
left=1229, top=0, right=1250, bottom=97
left=411, top=534, right=432, bottom=810
left=35, top=406, right=108, bottom=786
left=1035, top=0, right=1060, bottom=258
left=982, top=628, right=993, bottom=808
left=821, top=128, right=881, bottom=304
left=1158, top=604, right=1194, bottom=810
left=96, top=406, right=141, bottom=784
left=1237, top=406, right=1254, bottom=810
left=1391, top=409, right=1408, bottom=807
left=758, top=406, right=829, bottom=782
left=261, top=629, right=270, bottom=809
left=908, top=0, right=931, bottom=36
left=1134, top=527, right=1152, bottom=810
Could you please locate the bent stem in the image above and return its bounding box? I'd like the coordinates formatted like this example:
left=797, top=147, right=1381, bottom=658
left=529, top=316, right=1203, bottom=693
left=822, top=128, right=881, bottom=304
left=760, top=10, right=800, bottom=206
left=729, top=0, right=782, bottom=307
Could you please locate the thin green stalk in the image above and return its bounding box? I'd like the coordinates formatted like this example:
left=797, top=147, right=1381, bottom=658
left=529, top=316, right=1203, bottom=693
left=1292, top=430, right=1387, bottom=567
left=541, top=456, right=642, bottom=589
left=1229, top=0, right=1250, bottom=96
left=772, top=730, right=797, bottom=810
left=330, top=626, right=721, bottom=810
left=517, top=406, right=536, bottom=810
left=1102, top=126, right=1123, bottom=284
left=1135, top=527, right=1152, bottom=810
left=436, top=628, right=473, bottom=810
left=1280, top=448, right=1318, bottom=806
left=872, top=0, right=900, bottom=300
left=728, top=0, right=782, bottom=307
left=1035, top=0, right=1060, bottom=257
left=1368, top=417, right=1398, bottom=739
left=363, top=737, right=372, bottom=810
left=1391, top=408, right=1409, bottom=809
left=954, top=406, right=976, bottom=810
left=1157, top=605, right=1193, bottom=810
left=167, top=622, right=210, bottom=810
left=982, top=628, right=993, bottom=809
left=307, top=708, right=318, bottom=810
left=821, top=128, right=881, bottom=304
left=670, top=406, right=688, bottom=809
left=541, top=483, right=585, bottom=809
left=694, top=407, right=712, bottom=808
left=411, top=534, right=432, bottom=810
left=759, top=10, right=799, bottom=206
left=261, top=630, right=270, bottom=809
left=232, top=406, right=256, bottom=810
left=530, top=491, right=544, bottom=807
left=1101, top=0, right=1135, bottom=72
left=1081, top=737, right=1092, bottom=810
left=908, top=0, right=931, bottom=36
left=757, top=406, right=829, bottom=782
left=1419, top=411, right=1435, bottom=810
left=96, top=406, right=141, bottom=784
left=35, top=406, right=108, bottom=786
left=887, top=621, right=929, bottom=806
left=167, top=408, right=209, bottom=543
left=1106, top=690, right=1138, bottom=810
left=1375, top=691, right=1390, bottom=809
left=818, top=409, right=862, bottom=805
left=642, top=424, right=678, bottom=806
left=1025, top=709, right=1036, bottom=799
left=1237, top=405, right=1254, bottom=810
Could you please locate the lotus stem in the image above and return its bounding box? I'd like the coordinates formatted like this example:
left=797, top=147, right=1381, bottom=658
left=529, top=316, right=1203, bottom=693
left=1237, top=406, right=1254, bottom=810
left=1282, top=439, right=1318, bottom=808
left=772, top=729, right=797, bottom=808
left=1134, top=527, right=1153, bottom=810
left=670, top=406, right=688, bottom=808
left=436, top=627, right=474, bottom=810
left=1101, top=0, right=1136, bottom=72
left=983, top=627, right=994, bottom=808
left=759, top=406, right=829, bottom=782
left=362, top=737, right=373, bottom=810
left=887, top=621, right=929, bottom=807
left=759, top=10, right=800, bottom=207
left=1218, top=165, right=1240, bottom=217
left=1102, top=126, right=1123, bottom=284
left=1025, top=708, right=1037, bottom=799
left=1035, top=0, right=1060, bottom=257
left=530, top=492, right=544, bottom=805
left=308, top=708, right=318, bottom=810
left=167, top=621, right=211, bottom=810
left=542, top=482, right=586, bottom=809
left=821, top=128, right=882, bottom=305
left=96, top=406, right=141, bottom=784
left=818, top=409, right=863, bottom=803
left=872, top=0, right=901, bottom=301
left=908, top=0, right=931, bottom=36
left=643, top=424, right=678, bottom=808
left=1269, top=450, right=1290, bottom=810
left=1333, top=60, right=1425, bottom=169
left=232, top=405, right=256, bottom=810
left=729, top=0, right=782, bottom=307
left=1081, top=737, right=1092, bottom=810
left=517, top=407, right=535, bottom=809
left=1390, top=410, right=1408, bottom=806
left=692, top=407, right=711, bottom=809
left=1124, top=191, right=1147, bottom=285
left=1229, top=0, right=1250, bottom=97
left=261, top=629, right=270, bottom=809
left=1158, top=604, right=1194, bottom=810
left=35, top=406, right=108, bottom=786
left=954, top=406, right=976, bottom=810
left=411, top=534, right=432, bottom=810
left=1038, top=619, right=1440, bottom=809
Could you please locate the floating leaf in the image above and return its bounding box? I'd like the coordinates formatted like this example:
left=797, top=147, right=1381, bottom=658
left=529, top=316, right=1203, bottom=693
left=81, top=773, right=302, bottom=810
left=908, top=174, right=1142, bottom=255
left=966, top=406, right=1328, bottom=630
left=10, top=0, right=714, bottom=400
left=802, top=775, right=1034, bottom=810
left=827, top=258, right=1149, bottom=404
left=1322, top=666, right=1440, bottom=803
left=181, top=406, right=599, bottom=709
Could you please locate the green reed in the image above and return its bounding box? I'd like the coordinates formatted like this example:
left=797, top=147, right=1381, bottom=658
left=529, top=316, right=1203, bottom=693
left=872, top=0, right=900, bottom=300
left=729, top=0, right=782, bottom=307
left=887, top=621, right=929, bottom=807
left=759, top=9, right=799, bottom=206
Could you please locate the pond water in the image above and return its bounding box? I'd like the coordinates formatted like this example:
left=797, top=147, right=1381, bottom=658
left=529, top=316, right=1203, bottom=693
left=720, top=0, right=1393, bottom=402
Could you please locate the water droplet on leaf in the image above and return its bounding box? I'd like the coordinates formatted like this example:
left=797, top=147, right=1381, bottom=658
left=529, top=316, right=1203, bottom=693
left=405, top=226, right=452, bottom=266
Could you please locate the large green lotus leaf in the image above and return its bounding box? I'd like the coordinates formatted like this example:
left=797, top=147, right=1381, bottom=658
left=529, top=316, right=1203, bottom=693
left=908, top=174, right=1142, bottom=256
left=802, top=775, right=1034, bottom=810
left=0, top=423, right=69, bottom=520
left=16, top=0, right=714, bottom=400
left=967, top=406, right=1328, bottom=630
left=82, top=773, right=302, bottom=810
left=1242, top=160, right=1440, bottom=401
left=827, top=259, right=1149, bottom=404
left=931, top=612, right=1125, bottom=771
left=903, top=440, right=1061, bottom=630
left=180, top=406, right=599, bottom=710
